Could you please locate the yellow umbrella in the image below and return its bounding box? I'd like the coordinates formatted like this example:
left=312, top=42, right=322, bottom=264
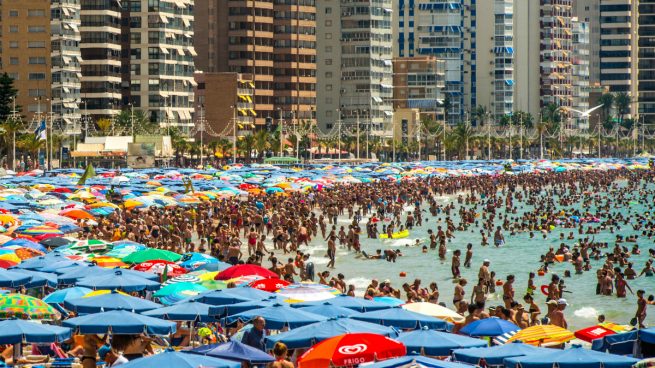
left=506, top=324, right=575, bottom=346
left=87, top=202, right=119, bottom=209
left=83, top=289, right=129, bottom=298
left=123, top=199, right=144, bottom=209
left=401, top=302, right=465, bottom=324
left=197, top=271, right=219, bottom=281
left=0, top=214, right=18, bottom=226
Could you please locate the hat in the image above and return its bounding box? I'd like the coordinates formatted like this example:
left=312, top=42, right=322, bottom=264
left=546, top=300, right=558, bottom=305
left=383, top=279, right=391, bottom=284
left=557, top=298, right=568, bottom=305
left=483, top=259, right=491, bottom=263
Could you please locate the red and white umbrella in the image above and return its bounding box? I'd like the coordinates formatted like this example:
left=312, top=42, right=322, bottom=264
left=133, top=260, right=188, bottom=278
left=298, top=333, right=406, bottom=368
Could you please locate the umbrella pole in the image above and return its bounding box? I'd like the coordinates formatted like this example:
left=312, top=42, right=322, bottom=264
left=189, top=322, right=194, bottom=346
left=13, top=342, right=21, bottom=365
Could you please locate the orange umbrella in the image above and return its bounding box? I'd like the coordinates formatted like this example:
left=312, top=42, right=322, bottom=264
left=59, top=208, right=95, bottom=220
left=91, top=256, right=128, bottom=268
left=297, top=333, right=406, bottom=368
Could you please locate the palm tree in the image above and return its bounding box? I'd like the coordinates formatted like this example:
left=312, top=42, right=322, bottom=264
left=453, top=121, right=475, bottom=159
left=18, top=134, right=45, bottom=163
left=442, top=94, right=452, bottom=125
left=115, top=109, right=158, bottom=136
left=237, top=134, right=255, bottom=162
left=253, top=129, right=269, bottom=160
left=95, top=118, right=112, bottom=136
left=599, top=93, right=615, bottom=127
left=0, top=116, right=25, bottom=169
left=535, top=118, right=548, bottom=159
left=614, top=92, right=631, bottom=126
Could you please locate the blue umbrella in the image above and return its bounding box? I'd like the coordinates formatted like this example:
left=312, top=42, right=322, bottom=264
left=193, top=287, right=272, bottom=305
left=193, top=261, right=233, bottom=272
left=11, top=253, right=68, bottom=270
left=185, top=340, right=274, bottom=364
left=459, top=317, right=520, bottom=337
left=373, top=296, right=405, bottom=307
left=396, top=328, right=487, bottom=356
left=57, top=264, right=113, bottom=284
left=453, top=342, right=549, bottom=366
left=39, top=261, right=84, bottom=274
left=118, top=349, right=239, bottom=368
left=2, top=238, right=47, bottom=253
left=63, top=310, right=176, bottom=335
left=224, top=303, right=326, bottom=329
left=363, top=354, right=471, bottom=368
left=0, top=320, right=72, bottom=344
left=178, top=252, right=219, bottom=270
left=265, top=317, right=398, bottom=349
left=143, top=300, right=215, bottom=322
left=0, top=268, right=32, bottom=287
left=213, top=295, right=290, bottom=317
left=43, top=287, right=93, bottom=304
left=296, top=304, right=361, bottom=318
left=351, top=307, right=452, bottom=330
left=291, top=294, right=391, bottom=312
left=64, top=290, right=162, bottom=313
left=9, top=269, right=58, bottom=288
left=503, top=345, right=640, bottom=368
left=76, top=269, right=160, bottom=292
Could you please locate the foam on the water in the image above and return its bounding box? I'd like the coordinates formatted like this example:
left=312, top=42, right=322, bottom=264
left=346, top=277, right=371, bottom=297
left=574, top=307, right=600, bottom=320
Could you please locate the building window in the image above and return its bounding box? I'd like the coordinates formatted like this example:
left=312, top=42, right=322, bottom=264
left=10, top=57, right=19, bottom=65
left=325, top=20, right=332, bottom=26
left=9, top=26, right=19, bottom=33
left=7, top=73, right=19, bottom=80
left=325, top=7, right=331, bottom=14
left=9, top=10, right=18, bottom=17
left=28, top=9, right=46, bottom=17
left=29, top=73, right=46, bottom=80
left=325, top=33, right=332, bottom=39
left=325, top=59, right=332, bottom=65
left=326, top=97, right=332, bottom=104
left=9, top=41, right=18, bottom=48
left=28, top=26, right=46, bottom=33
left=28, top=41, right=46, bottom=48
left=28, top=89, right=46, bottom=97
left=325, top=46, right=332, bottom=53
left=326, top=110, right=333, bottom=117
left=326, top=84, right=332, bottom=91
left=325, top=72, right=332, bottom=78
left=29, top=57, right=46, bottom=65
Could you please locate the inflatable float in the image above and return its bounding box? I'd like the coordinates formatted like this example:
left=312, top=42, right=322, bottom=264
left=380, top=230, right=410, bottom=239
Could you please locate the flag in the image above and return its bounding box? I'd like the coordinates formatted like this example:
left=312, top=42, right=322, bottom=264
left=77, top=164, right=96, bottom=185
left=183, top=177, right=194, bottom=193
left=34, top=120, right=46, bottom=141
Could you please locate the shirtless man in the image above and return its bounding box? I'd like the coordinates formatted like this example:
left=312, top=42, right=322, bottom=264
left=549, top=299, right=568, bottom=329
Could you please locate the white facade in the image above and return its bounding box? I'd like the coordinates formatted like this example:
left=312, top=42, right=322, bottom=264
left=51, top=0, right=82, bottom=133
left=571, top=19, right=591, bottom=129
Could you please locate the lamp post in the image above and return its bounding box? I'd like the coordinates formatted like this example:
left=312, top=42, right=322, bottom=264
left=277, top=108, right=284, bottom=157
left=336, top=108, right=342, bottom=163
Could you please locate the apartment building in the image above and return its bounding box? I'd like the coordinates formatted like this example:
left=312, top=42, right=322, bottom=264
left=540, top=0, right=574, bottom=111
left=571, top=19, right=591, bottom=128
left=638, top=0, right=655, bottom=123
left=194, top=0, right=316, bottom=127
left=573, top=0, right=601, bottom=86
left=0, top=0, right=52, bottom=122
left=392, top=56, right=445, bottom=122
left=317, top=0, right=393, bottom=136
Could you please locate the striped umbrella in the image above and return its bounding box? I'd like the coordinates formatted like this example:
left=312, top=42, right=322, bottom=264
left=19, top=225, right=63, bottom=236
left=161, top=274, right=201, bottom=286
left=0, top=294, right=60, bottom=320
left=504, top=325, right=575, bottom=346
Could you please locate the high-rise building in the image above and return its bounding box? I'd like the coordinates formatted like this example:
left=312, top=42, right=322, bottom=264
left=573, top=0, right=601, bottom=86
left=130, top=0, right=196, bottom=131
left=0, top=0, right=52, bottom=122
left=638, top=0, right=655, bottom=123
left=193, top=0, right=316, bottom=127
left=317, top=0, right=393, bottom=136
left=79, top=0, right=122, bottom=119
left=571, top=18, right=591, bottom=128
left=50, top=0, right=82, bottom=132
left=394, top=0, right=467, bottom=125
left=392, top=56, right=445, bottom=122
left=540, top=0, right=573, bottom=110
left=599, top=0, right=638, bottom=116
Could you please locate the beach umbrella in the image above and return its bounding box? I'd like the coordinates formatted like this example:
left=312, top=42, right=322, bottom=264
left=194, top=261, right=232, bottom=272
left=0, top=268, right=32, bottom=287
left=122, top=248, right=182, bottom=263
left=178, top=252, right=219, bottom=270
left=154, top=282, right=208, bottom=298
left=373, top=296, right=405, bottom=307
left=10, top=268, right=57, bottom=288
left=18, top=225, right=64, bottom=237
left=118, top=349, right=240, bottom=368
left=0, top=320, right=72, bottom=344
left=105, top=243, right=148, bottom=258
left=265, top=317, right=397, bottom=349
left=76, top=269, right=160, bottom=292
left=39, top=260, right=84, bottom=274
left=297, top=304, right=361, bottom=318
left=43, top=287, right=93, bottom=304
left=64, top=290, right=162, bottom=313
left=402, top=302, right=465, bottom=324
left=276, top=285, right=338, bottom=302
left=4, top=246, right=44, bottom=260
left=0, top=294, right=60, bottom=320
left=3, top=238, right=47, bottom=253
left=224, top=303, right=327, bottom=329
left=574, top=325, right=616, bottom=343
left=364, top=354, right=471, bottom=368
left=59, top=208, right=95, bottom=220
left=193, top=287, right=272, bottom=305
left=185, top=340, right=274, bottom=364
left=453, top=342, right=549, bottom=366
left=70, top=239, right=111, bottom=252
left=63, top=310, right=176, bottom=335
left=57, top=264, right=112, bottom=284
left=91, top=256, right=128, bottom=268
left=460, top=317, right=520, bottom=337
left=133, top=260, right=188, bottom=277
left=214, top=295, right=292, bottom=317
left=142, top=300, right=215, bottom=322
left=505, top=324, right=574, bottom=346
left=297, top=333, right=406, bottom=368
left=12, top=253, right=68, bottom=270
left=215, top=264, right=277, bottom=280
left=503, top=345, right=639, bottom=368
left=351, top=307, right=451, bottom=331
left=0, top=249, right=21, bottom=265
left=0, top=259, right=18, bottom=268
left=396, top=327, right=487, bottom=356
left=291, top=294, right=391, bottom=312
left=249, top=278, right=290, bottom=292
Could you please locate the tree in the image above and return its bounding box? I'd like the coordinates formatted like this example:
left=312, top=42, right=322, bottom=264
left=614, top=92, right=631, bottom=126
left=599, top=93, right=615, bottom=125
left=0, top=116, right=25, bottom=169
left=115, top=109, right=159, bottom=136
left=18, top=134, right=45, bottom=161
left=95, top=119, right=113, bottom=136
left=0, top=73, right=18, bottom=121
left=441, top=94, right=452, bottom=124
left=541, top=103, right=561, bottom=130
left=253, top=129, right=269, bottom=160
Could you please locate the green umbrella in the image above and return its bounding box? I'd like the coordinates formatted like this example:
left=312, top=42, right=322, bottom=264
left=122, top=249, right=182, bottom=264
left=154, top=282, right=208, bottom=298
left=200, top=280, right=229, bottom=290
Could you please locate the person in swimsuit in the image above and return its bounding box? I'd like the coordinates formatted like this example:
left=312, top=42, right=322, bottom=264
left=268, top=342, right=294, bottom=368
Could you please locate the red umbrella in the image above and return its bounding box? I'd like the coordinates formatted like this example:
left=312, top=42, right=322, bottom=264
left=215, top=264, right=278, bottom=281
left=249, top=278, right=290, bottom=292
left=53, top=188, right=72, bottom=193
left=297, top=333, right=406, bottom=368
left=574, top=325, right=616, bottom=343
left=0, top=260, right=18, bottom=269
left=133, top=260, right=188, bottom=277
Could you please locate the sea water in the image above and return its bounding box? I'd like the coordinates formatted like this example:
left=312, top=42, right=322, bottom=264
left=300, top=185, right=655, bottom=330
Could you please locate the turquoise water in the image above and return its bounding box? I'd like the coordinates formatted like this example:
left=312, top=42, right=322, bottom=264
left=299, top=183, right=655, bottom=331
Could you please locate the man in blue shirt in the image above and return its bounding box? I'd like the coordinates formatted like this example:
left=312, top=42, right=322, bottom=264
left=241, top=316, right=266, bottom=351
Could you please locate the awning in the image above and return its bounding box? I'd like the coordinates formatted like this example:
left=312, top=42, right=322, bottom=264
left=182, top=18, right=191, bottom=28
left=187, top=47, right=197, bottom=56
left=64, top=103, right=77, bottom=109
left=564, top=29, right=572, bottom=36
left=75, top=72, right=83, bottom=79
left=239, top=95, right=247, bottom=101
left=63, top=118, right=73, bottom=125
left=63, top=87, right=70, bottom=93
left=159, top=14, right=169, bottom=24
left=245, top=96, right=252, bottom=103
left=383, top=60, right=392, bottom=66
left=166, top=110, right=175, bottom=119
left=184, top=33, right=192, bottom=38
left=159, top=46, right=169, bottom=54
left=384, top=111, right=393, bottom=117
left=380, top=84, right=392, bottom=89
left=249, top=108, right=257, bottom=117
left=505, top=79, right=514, bottom=86
left=189, top=79, right=197, bottom=87
left=69, top=23, right=79, bottom=32
left=178, top=49, right=186, bottom=56
left=62, top=56, right=72, bottom=65
left=62, top=7, right=70, bottom=16
left=238, top=108, right=246, bottom=116
left=372, top=96, right=383, bottom=103
left=165, top=32, right=175, bottom=39
left=248, top=82, right=255, bottom=88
